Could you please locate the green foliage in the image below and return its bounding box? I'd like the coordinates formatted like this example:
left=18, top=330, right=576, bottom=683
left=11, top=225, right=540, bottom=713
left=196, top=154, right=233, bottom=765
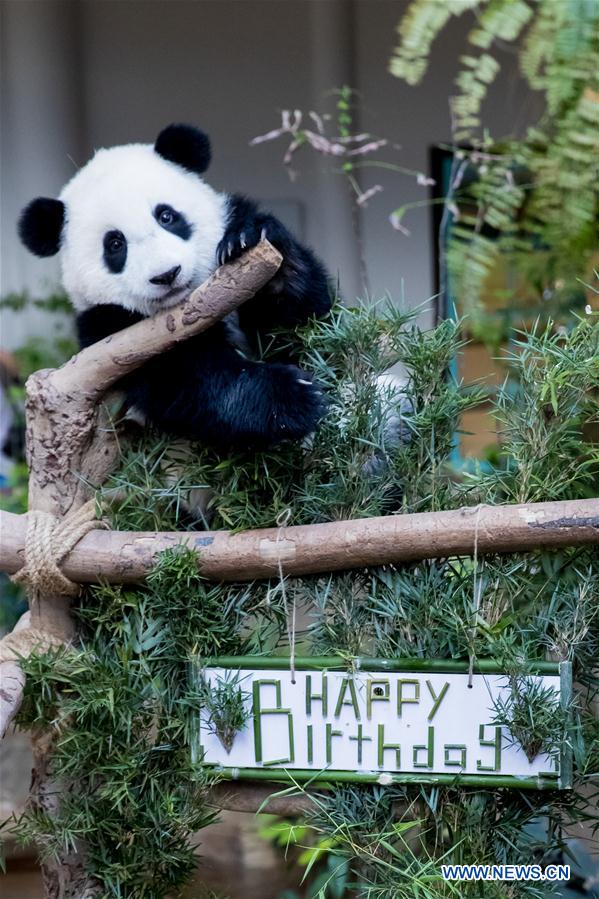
left=470, top=317, right=599, bottom=503
left=391, top=0, right=599, bottom=325
left=1, top=289, right=76, bottom=379
left=0, top=461, right=29, bottom=516
left=11, top=335, right=78, bottom=380
left=101, top=302, right=482, bottom=533
left=491, top=675, right=566, bottom=763
left=301, top=786, right=458, bottom=899
left=0, top=290, right=72, bottom=315
left=197, top=671, right=251, bottom=753
left=258, top=815, right=351, bottom=899
left=389, top=0, right=482, bottom=87
left=7, top=307, right=599, bottom=897
left=13, top=548, right=250, bottom=897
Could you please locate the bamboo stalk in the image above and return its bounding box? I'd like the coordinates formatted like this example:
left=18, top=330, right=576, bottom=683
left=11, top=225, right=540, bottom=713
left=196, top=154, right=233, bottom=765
left=213, top=767, right=561, bottom=791
left=209, top=656, right=561, bottom=675
left=1, top=498, right=597, bottom=586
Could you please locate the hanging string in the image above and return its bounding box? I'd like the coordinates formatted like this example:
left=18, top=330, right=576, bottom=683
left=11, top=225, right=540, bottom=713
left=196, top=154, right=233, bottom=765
left=468, top=504, right=484, bottom=688
left=275, top=507, right=296, bottom=684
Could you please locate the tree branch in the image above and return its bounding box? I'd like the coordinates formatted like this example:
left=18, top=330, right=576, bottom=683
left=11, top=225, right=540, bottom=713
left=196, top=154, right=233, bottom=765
left=0, top=613, right=31, bottom=741
left=208, top=781, right=317, bottom=817
left=50, top=241, right=282, bottom=397
left=2, top=498, right=597, bottom=585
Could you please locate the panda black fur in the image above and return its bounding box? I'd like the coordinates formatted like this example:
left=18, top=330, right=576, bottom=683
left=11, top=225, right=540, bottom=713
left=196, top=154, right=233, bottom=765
left=18, top=124, right=331, bottom=450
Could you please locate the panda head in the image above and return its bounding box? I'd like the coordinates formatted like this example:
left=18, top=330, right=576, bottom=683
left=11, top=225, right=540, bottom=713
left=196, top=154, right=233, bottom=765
left=18, top=124, right=227, bottom=315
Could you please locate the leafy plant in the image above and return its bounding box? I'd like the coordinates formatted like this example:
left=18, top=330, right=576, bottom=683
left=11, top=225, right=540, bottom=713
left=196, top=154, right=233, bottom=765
left=469, top=316, right=599, bottom=504
left=12, top=549, right=241, bottom=898
left=259, top=815, right=351, bottom=899
left=1, top=290, right=76, bottom=378
left=491, top=675, right=567, bottom=763
left=6, top=307, right=598, bottom=897
left=198, top=671, right=251, bottom=753
left=391, top=0, right=599, bottom=325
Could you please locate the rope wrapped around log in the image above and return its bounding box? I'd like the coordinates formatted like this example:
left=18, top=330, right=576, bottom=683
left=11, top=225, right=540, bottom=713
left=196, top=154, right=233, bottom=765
left=10, top=499, right=107, bottom=598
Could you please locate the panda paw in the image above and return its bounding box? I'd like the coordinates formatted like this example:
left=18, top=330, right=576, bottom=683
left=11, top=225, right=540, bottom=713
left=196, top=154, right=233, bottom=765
left=217, top=216, right=290, bottom=266
left=266, top=364, right=327, bottom=444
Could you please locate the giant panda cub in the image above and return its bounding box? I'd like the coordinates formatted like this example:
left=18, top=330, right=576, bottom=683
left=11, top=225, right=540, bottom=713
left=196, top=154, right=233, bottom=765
left=18, top=124, right=331, bottom=450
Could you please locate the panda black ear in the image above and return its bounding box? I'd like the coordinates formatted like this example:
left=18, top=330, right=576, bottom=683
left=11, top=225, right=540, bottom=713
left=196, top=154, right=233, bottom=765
left=154, top=124, right=212, bottom=175
left=18, top=198, right=65, bottom=257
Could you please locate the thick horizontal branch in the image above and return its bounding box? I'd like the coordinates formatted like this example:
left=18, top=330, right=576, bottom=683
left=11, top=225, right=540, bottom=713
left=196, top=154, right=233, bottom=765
left=49, top=241, right=282, bottom=398
left=208, top=781, right=317, bottom=816
left=209, top=781, right=419, bottom=817
left=2, top=499, right=598, bottom=584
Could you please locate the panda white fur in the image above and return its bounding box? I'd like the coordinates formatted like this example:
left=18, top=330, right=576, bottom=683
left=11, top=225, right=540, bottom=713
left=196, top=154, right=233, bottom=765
left=18, top=124, right=331, bottom=450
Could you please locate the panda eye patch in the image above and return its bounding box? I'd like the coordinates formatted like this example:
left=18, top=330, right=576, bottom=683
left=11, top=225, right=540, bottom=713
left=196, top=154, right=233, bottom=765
left=103, top=230, right=127, bottom=273
left=154, top=204, right=191, bottom=240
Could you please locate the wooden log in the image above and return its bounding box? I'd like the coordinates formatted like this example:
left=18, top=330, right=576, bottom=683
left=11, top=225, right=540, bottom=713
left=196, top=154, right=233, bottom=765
left=209, top=782, right=316, bottom=816
left=208, top=781, right=419, bottom=820
left=1, top=498, right=598, bottom=586
left=0, top=613, right=30, bottom=741
left=50, top=242, right=283, bottom=397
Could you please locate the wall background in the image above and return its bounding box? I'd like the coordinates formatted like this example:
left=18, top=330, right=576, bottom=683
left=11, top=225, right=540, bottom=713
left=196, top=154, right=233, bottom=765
left=1, top=0, right=542, bottom=348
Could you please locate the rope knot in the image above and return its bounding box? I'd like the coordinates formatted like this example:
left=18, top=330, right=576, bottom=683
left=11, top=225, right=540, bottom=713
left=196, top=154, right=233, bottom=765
left=11, top=499, right=106, bottom=597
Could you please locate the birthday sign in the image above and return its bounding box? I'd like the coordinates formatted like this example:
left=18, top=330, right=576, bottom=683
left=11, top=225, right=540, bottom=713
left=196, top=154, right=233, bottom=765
left=199, top=659, right=572, bottom=789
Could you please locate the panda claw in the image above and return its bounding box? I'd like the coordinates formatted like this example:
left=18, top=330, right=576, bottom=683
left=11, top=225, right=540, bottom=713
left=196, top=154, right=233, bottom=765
left=260, top=227, right=267, bottom=241
left=297, top=378, right=312, bottom=385
left=240, top=232, right=247, bottom=249
left=227, top=242, right=233, bottom=259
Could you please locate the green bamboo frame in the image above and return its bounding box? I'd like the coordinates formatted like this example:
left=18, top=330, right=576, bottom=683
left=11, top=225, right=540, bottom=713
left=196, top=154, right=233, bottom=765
left=201, top=657, right=573, bottom=791
left=213, top=656, right=561, bottom=675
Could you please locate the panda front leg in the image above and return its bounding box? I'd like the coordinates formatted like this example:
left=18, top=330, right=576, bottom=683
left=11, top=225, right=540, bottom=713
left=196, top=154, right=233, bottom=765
left=124, top=324, right=326, bottom=449
left=217, top=195, right=332, bottom=335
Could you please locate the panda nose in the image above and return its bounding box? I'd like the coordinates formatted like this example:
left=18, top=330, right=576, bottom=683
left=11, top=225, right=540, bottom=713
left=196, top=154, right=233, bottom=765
left=150, top=265, right=181, bottom=286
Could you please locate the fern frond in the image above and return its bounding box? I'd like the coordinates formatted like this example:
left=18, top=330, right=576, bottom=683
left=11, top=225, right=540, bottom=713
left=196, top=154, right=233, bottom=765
left=392, top=0, right=599, bottom=322
left=389, top=0, right=484, bottom=85
left=469, top=0, right=533, bottom=50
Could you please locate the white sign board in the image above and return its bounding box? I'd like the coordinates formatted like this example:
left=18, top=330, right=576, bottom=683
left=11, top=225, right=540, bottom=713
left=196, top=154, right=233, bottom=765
left=198, top=660, right=571, bottom=789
